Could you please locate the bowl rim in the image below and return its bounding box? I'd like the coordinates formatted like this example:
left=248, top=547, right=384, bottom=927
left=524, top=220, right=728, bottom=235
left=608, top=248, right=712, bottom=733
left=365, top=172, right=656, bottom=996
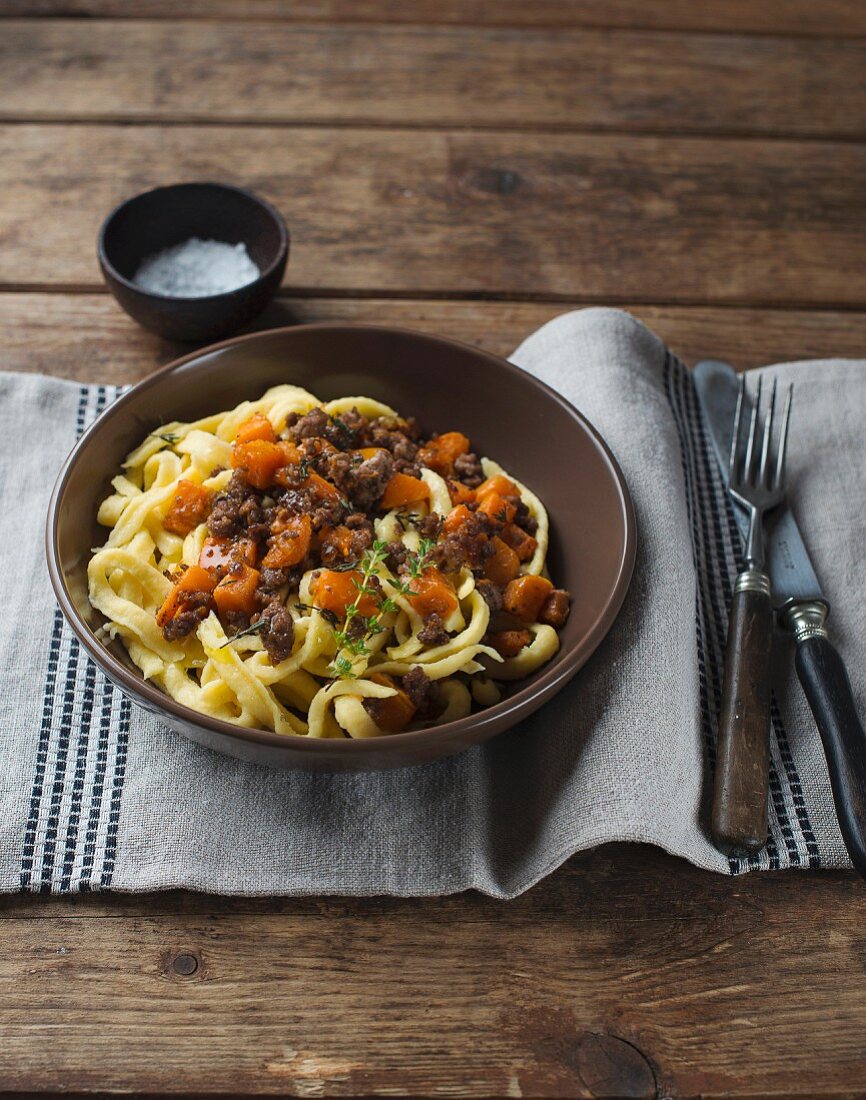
left=46, top=322, right=637, bottom=758
left=97, top=180, right=290, bottom=304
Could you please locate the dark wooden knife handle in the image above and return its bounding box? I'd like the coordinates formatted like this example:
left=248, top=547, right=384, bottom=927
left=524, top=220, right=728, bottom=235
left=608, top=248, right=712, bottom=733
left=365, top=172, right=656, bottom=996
left=712, top=574, right=772, bottom=855
left=796, top=634, right=866, bottom=878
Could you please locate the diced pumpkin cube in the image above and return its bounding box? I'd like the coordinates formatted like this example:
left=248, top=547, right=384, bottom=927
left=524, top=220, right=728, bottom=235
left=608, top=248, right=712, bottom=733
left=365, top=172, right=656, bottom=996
left=446, top=479, right=476, bottom=506
left=279, top=473, right=343, bottom=506
left=262, top=515, right=312, bottom=568
left=487, top=629, right=532, bottom=659
left=483, top=536, right=521, bottom=586
left=476, top=475, right=519, bottom=502
left=443, top=504, right=474, bottom=535
left=380, top=472, right=430, bottom=510
left=231, top=440, right=284, bottom=490
left=477, top=492, right=517, bottom=527
left=312, top=570, right=378, bottom=619
left=501, top=523, right=537, bottom=563
left=275, top=440, right=302, bottom=466
left=503, top=575, right=554, bottom=623
left=163, top=480, right=211, bottom=536
left=305, top=471, right=343, bottom=502
left=418, top=431, right=471, bottom=475
left=407, top=569, right=458, bottom=620
left=199, top=536, right=258, bottom=574
left=156, top=565, right=216, bottom=628
left=318, top=524, right=355, bottom=562
left=364, top=673, right=417, bottom=734
left=213, top=564, right=260, bottom=618
left=234, top=413, right=277, bottom=445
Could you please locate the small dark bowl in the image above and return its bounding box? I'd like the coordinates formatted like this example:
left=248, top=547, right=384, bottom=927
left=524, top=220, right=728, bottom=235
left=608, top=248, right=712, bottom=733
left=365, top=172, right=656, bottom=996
left=98, top=182, right=289, bottom=343
left=47, top=325, right=636, bottom=772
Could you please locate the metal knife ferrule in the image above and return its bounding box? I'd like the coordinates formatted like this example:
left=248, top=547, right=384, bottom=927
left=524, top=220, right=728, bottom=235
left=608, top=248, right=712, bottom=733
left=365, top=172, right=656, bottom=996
left=782, top=600, right=830, bottom=643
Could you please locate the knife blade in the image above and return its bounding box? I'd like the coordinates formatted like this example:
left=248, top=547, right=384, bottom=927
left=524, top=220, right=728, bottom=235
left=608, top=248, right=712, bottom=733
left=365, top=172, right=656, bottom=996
left=693, top=358, right=866, bottom=877
left=693, top=359, right=826, bottom=613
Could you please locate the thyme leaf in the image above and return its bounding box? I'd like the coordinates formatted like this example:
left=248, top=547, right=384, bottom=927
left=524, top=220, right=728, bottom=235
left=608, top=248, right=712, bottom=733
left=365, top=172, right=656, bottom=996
left=331, top=415, right=357, bottom=444
left=331, top=557, right=360, bottom=573
left=219, top=619, right=268, bottom=648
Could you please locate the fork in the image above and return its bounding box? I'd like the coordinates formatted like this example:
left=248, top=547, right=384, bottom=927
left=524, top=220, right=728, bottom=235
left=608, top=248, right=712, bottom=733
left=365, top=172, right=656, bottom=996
left=712, top=375, right=793, bottom=855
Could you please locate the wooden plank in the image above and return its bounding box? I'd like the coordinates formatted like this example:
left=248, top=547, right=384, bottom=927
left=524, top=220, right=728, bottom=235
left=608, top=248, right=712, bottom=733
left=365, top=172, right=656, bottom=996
left=3, top=0, right=865, bottom=36
left=2, top=292, right=865, bottom=385
left=1, top=21, right=864, bottom=138
left=2, top=124, right=866, bottom=307
left=1, top=847, right=863, bottom=1096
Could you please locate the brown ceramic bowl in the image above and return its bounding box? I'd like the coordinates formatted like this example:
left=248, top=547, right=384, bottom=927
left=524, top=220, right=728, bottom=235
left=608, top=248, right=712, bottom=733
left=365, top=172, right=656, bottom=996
left=46, top=325, right=636, bottom=772
left=98, top=182, right=289, bottom=343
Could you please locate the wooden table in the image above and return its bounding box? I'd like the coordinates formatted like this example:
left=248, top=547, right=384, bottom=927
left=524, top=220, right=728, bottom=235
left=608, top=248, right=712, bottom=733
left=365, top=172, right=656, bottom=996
left=2, top=5, right=865, bottom=1096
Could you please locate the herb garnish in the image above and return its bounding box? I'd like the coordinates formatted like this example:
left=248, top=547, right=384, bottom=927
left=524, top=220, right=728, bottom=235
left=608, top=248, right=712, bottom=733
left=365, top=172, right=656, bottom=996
left=150, top=430, right=179, bottom=446
left=325, top=537, right=438, bottom=678
left=331, top=415, right=357, bottom=444
left=390, top=537, right=436, bottom=595
left=219, top=619, right=268, bottom=648
left=327, top=540, right=391, bottom=678
left=330, top=557, right=360, bottom=573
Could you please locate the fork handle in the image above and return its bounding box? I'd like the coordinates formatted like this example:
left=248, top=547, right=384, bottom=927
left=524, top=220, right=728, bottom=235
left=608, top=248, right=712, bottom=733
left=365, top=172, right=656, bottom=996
left=712, top=570, right=772, bottom=855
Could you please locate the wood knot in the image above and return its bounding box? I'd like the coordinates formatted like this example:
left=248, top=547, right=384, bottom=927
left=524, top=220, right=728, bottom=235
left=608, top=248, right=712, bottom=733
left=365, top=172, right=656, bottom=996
left=575, top=1033, right=657, bottom=1099
left=499, top=1004, right=657, bottom=1098
left=162, top=949, right=203, bottom=980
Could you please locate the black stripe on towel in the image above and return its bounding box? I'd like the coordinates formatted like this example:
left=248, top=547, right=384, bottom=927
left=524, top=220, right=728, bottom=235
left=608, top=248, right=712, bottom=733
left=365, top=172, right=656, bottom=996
left=77, top=673, right=115, bottom=892
left=100, top=693, right=131, bottom=888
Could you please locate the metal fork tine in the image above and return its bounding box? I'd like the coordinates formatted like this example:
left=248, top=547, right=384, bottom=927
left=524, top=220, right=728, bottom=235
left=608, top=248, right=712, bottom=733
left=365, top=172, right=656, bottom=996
left=758, top=378, right=777, bottom=487
left=774, top=383, right=793, bottom=489
left=744, top=375, right=762, bottom=485
left=729, top=374, right=746, bottom=484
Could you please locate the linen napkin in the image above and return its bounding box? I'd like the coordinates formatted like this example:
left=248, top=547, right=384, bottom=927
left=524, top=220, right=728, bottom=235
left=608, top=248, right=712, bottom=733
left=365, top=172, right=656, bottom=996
left=1, top=308, right=863, bottom=897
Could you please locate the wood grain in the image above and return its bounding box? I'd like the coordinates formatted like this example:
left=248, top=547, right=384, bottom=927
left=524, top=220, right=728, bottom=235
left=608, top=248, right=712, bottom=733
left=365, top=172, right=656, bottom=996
left=3, top=124, right=866, bottom=306
left=1, top=846, right=864, bottom=1097
left=3, top=0, right=865, bottom=36
left=3, top=293, right=866, bottom=385
left=4, top=7, right=866, bottom=1098
left=2, top=21, right=864, bottom=137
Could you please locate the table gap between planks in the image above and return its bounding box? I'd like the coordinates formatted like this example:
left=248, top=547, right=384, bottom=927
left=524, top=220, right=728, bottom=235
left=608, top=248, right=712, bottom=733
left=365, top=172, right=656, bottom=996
left=1, top=4, right=865, bottom=1097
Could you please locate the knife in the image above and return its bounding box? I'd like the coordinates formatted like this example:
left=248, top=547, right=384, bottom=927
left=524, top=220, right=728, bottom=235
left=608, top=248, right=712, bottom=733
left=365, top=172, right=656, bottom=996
left=694, top=360, right=866, bottom=876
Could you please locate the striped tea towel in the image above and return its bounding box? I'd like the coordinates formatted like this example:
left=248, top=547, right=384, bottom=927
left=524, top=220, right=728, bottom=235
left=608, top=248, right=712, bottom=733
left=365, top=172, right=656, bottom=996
left=1, top=308, right=863, bottom=896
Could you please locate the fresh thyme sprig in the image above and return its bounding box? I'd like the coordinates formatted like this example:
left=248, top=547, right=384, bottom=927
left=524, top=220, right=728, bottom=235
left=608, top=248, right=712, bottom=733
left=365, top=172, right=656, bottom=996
left=330, top=557, right=360, bottom=573
left=219, top=619, right=268, bottom=648
left=325, top=536, right=440, bottom=679
left=150, top=430, right=179, bottom=446
left=409, top=537, right=436, bottom=576
left=328, top=540, right=390, bottom=679
left=390, top=537, right=436, bottom=595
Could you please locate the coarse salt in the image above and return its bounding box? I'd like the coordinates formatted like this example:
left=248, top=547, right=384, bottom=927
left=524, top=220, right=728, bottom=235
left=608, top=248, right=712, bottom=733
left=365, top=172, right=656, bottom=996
left=133, top=237, right=260, bottom=298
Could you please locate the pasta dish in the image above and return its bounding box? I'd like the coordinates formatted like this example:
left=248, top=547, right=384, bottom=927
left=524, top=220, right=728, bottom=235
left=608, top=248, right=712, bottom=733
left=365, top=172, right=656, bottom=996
left=88, top=386, right=571, bottom=738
